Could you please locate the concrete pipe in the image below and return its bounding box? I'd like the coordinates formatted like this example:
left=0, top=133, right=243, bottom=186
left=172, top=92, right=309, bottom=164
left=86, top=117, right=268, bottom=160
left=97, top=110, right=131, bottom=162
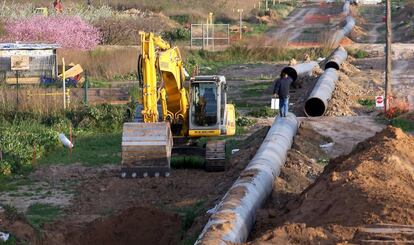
left=304, top=68, right=338, bottom=117
left=280, top=61, right=318, bottom=82
left=343, top=16, right=355, bottom=36
left=343, top=0, right=350, bottom=16
left=324, top=46, right=348, bottom=70
left=195, top=113, right=299, bottom=245
left=332, top=16, right=355, bottom=46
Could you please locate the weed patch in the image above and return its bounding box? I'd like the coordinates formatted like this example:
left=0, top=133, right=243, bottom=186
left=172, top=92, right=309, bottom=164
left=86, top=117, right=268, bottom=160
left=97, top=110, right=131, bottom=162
left=39, top=133, right=121, bottom=166
left=25, top=203, right=62, bottom=230
left=247, top=106, right=277, bottom=118
left=391, top=118, right=414, bottom=132
left=177, top=200, right=206, bottom=231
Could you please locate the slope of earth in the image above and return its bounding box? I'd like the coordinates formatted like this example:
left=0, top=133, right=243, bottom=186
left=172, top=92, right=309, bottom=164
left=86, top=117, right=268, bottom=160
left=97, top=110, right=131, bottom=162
left=249, top=126, right=414, bottom=244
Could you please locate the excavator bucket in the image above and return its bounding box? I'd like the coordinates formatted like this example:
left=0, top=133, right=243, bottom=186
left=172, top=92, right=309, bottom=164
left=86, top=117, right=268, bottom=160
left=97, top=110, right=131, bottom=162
left=121, top=122, right=173, bottom=178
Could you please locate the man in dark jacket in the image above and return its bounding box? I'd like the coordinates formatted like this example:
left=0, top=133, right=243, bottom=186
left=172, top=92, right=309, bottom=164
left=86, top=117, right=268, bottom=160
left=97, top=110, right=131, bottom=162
left=273, top=72, right=293, bottom=117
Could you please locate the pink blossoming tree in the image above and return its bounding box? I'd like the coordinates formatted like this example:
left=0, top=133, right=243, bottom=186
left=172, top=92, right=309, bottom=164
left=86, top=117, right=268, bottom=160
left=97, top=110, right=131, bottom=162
left=3, top=16, right=101, bottom=50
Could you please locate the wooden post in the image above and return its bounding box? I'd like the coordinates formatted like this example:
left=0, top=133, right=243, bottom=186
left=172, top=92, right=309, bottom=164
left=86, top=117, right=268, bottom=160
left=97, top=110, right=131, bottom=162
left=62, top=58, right=66, bottom=110
left=384, top=0, right=392, bottom=112
left=238, top=9, right=244, bottom=40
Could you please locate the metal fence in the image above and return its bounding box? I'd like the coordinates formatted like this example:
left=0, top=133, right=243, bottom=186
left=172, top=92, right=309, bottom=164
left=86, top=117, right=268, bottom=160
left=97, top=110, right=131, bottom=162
left=190, top=24, right=230, bottom=50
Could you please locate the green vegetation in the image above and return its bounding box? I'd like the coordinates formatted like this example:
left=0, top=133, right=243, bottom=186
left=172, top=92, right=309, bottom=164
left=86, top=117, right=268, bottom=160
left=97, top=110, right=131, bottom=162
left=2, top=204, right=22, bottom=221
left=358, top=98, right=375, bottom=109
left=39, top=133, right=121, bottom=166
left=347, top=48, right=369, bottom=59
left=247, top=24, right=270, bottom=36
left=390, top=118, right=414, bottom=132
left=0, top=235, right=17, bottom=245
left=0, top=176, right=32, bottom=192
left=247, top=106, right=277, bottom=118
left=162, top=28, right=190, bottom=41
left=185, top=46, right=328, bottom=75
left=177, top=200, right=206, bottom=231
left=236, top=116, right=256, bottom=127
left=25, top=203, right=62, bottom=230
left=269, top=2, right=297, bottom=17
left=241, top=82, right=271, bottom=97
left=0, top=104, right=131, bottom=176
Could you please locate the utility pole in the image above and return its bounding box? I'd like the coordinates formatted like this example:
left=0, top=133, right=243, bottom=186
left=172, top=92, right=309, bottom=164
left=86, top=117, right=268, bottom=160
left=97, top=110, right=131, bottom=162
left=237, top=9, right=243, bottom=40
left=384, top=0, right=392, bottom=112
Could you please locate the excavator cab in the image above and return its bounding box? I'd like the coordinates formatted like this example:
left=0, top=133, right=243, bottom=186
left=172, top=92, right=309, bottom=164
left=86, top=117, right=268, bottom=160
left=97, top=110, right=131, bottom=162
left=189, top=75, right=235, bottom=137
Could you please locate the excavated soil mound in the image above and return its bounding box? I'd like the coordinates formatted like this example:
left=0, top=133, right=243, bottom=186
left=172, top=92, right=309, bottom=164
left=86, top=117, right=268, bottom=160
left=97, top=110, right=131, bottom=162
left=285, top=126, right=414, bottom=226
left=325, top=65, right=365, bottom=116
left=43, top=207, right=181, bottom=245
left=251, top=126, right=414, bottom=244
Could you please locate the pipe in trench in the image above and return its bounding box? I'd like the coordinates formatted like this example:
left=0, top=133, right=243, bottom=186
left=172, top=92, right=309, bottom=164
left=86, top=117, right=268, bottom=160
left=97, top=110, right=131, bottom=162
left=280, top=61, right=318, bottom=82
left=324, top=46, right=348, bottom=70
left=304, top=68, right=339, bottom=117
left=332, top=16, right=355, bottom=46
left=195, top=113, right=299, bottom=245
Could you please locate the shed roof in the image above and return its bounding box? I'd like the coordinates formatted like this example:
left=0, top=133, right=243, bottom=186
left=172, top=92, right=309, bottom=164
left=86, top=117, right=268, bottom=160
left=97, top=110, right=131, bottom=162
left=0, top=43, right=60, bottom=50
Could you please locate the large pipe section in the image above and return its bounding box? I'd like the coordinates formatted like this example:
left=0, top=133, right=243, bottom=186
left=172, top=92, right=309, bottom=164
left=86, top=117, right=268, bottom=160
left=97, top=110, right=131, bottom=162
left=195, top=113, right=299, bottom=245
left=343, top=0, right=350, bottom=16
left=325, top=46, right=348, bottom=70
left=280, top=61, right=318, bottom=82
left=332, top=16, right=355, bottom=46
left=304, top=68, right=339, bottom=117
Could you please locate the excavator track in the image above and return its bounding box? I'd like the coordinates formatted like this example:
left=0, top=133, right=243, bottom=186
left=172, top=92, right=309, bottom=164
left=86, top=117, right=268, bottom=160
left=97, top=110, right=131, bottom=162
left=205, top=140, right=226, bottom=172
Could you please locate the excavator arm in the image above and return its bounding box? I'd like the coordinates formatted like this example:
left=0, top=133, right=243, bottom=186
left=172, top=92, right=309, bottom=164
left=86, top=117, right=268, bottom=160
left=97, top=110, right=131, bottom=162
left=139, top=31, right=189, bottom=134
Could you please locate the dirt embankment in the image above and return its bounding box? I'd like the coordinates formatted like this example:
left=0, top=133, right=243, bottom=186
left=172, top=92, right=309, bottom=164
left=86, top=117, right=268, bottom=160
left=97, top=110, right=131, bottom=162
left=250, top=126, right=414, bottom=244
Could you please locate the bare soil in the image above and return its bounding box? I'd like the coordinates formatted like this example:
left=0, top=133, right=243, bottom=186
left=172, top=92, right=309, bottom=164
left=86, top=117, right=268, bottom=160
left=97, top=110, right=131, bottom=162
left=0, top=125, right=270, bottom=245
left=249, top=126, right=414, bottom=244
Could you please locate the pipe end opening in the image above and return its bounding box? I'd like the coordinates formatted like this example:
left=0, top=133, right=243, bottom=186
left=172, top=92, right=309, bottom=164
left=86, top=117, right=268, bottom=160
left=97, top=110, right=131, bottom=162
left=304, top=98, right=326, bottom=117
left=325, top=61, right=340, bottom=70
left=281, top=67, right=298, bottom=82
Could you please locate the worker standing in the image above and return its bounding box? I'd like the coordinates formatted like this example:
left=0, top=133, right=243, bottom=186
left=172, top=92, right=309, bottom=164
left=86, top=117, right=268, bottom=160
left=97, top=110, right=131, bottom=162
left=273, top=72, right=293, bottom=117
left=53, top=0, right=63, bottom=14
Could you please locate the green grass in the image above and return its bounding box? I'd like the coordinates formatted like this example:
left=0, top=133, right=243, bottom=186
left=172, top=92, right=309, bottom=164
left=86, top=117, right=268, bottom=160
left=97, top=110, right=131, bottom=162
left=0, top=235, right=17, bottom=245
left=247, top=106, right=277, bottom=118
left=0, top=176, right=32, bottom=193
left=185, top=46, right=329, bottom=76
left=347, top=48, right=369, bottom=59
left=39, top=132, right=121, bottom=166
left=358, top=98, right=375, bottom=109
left=240, top=82, right=271, bottom=97
left=247, top=24, right=270, bottom=36
left=176, top=200, right=206, bottom=231
left=25, top=203, right=62, bottom=230
left=391, top=118, right=414, bottom=132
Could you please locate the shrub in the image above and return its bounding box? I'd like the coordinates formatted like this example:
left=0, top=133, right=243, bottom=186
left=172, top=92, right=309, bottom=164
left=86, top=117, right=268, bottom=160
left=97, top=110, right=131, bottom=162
left=0, top=122, right=59, bottom=175
left=236, top=116, right=255, bottom=127
left=247, top=106, right=277, bottom=118
left=162, top=28, right=190, bottom=41
left=2, top=16, right=101, bottom=50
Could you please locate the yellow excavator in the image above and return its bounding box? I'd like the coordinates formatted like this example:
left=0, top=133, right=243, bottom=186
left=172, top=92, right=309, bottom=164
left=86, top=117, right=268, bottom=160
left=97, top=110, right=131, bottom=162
left=121, top=32, right=236, bottom=178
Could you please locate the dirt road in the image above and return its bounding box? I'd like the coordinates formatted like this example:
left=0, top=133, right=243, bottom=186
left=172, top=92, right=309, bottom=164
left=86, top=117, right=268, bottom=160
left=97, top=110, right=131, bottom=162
left=266, top=3, right=342, bottom=44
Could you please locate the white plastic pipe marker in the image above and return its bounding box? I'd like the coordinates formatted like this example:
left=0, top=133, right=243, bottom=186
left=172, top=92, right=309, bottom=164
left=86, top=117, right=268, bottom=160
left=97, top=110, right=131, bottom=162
left=59, top=133, right=73, bottom=149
